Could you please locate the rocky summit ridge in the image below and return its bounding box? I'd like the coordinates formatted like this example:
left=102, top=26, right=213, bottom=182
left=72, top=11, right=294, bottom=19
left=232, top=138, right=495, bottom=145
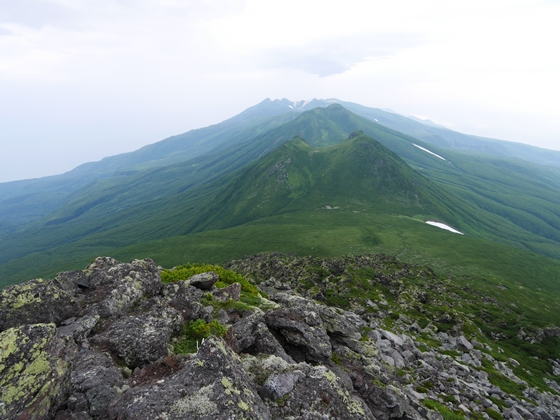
left=1, top=255, right=559, bottom=419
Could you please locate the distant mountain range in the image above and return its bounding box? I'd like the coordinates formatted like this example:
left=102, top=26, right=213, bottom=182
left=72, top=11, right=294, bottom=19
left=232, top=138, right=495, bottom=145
left=2, top=99, right=560, bottom=289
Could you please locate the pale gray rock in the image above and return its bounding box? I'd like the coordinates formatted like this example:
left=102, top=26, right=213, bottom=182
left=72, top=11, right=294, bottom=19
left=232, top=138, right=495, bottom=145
left=259, top=371, right=304, bottom=400
left=458, top=335, right=474, bottom=351
left=391, top=350, right=406, bottom=368
left=57, top=315, right=99, bottom=343
left=187, top=271, right=219, bottom=290
left=212, top=282, right=241, bottom=302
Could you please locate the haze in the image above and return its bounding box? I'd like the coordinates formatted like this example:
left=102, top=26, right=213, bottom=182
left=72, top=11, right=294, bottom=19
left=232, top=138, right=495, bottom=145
left=1, top=0, right=559, bottom=183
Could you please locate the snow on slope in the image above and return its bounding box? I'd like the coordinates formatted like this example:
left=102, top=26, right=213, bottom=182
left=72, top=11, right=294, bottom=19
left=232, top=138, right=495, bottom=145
left=413, top=144, right=446, bottom=161
left=426, top=221, right=463, bottom=235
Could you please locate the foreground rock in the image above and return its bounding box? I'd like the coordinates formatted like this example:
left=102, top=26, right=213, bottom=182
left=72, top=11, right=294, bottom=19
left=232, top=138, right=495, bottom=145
left=0, top=255, right=559, bottom=419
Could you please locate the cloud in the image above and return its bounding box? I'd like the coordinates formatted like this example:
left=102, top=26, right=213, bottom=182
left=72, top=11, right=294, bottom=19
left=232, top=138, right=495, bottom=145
left=259, top=32, right=426, bottom=77
left=0, top=0, right=81, bottom=29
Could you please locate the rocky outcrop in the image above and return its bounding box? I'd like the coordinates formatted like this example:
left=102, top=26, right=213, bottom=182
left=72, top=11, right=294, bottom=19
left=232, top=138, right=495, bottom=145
left=1, top=255, right=560, bottom=419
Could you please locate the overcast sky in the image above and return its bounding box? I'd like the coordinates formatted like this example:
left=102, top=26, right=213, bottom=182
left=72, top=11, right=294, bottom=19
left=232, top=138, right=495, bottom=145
left=1, top=0, right=559, bottom=183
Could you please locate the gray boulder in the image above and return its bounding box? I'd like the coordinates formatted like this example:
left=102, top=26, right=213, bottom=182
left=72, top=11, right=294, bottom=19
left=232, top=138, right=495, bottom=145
left=264, top=307, right=332, bottom=363
left=0, top=279, right=80, bottom=332
left=90, top=300, right=182, bottom=368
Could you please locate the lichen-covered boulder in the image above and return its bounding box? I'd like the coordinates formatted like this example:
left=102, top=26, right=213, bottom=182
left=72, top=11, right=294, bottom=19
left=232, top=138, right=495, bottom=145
left=0, top=323, right=76, bottom=419
left=90, top=300, right=182, bottom=368
left=231, top=311, right=293, bottom=363
left=106, top=336, right=272, bottom=419
left=163, top=281, right=209, bottom=321
left=85, top=258, right=164, bottom=318
left=56, top=314, right=99, bottom=343
left=243, top=353, right=373, bottom=419
left=0, top=279, right=81, bottom=332
left=273, top=293, right=363, bottom=350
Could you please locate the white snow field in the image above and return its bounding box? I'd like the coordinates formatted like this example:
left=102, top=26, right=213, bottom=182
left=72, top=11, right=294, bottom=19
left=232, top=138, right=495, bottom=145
left=412, top=144, right=446, bottom=161
left=425, top=221, right=464, bottom=235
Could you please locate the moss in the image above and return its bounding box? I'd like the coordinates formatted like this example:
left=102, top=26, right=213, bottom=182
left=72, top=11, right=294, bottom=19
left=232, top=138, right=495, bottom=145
left=172, top=385, right=218, bottom=416
left=221, top=377, right=241, bottom=396
left=0, top=328, right=19, bottom=360
left=0, top=325, right=68, bottom=419
left=323, top=370, right=338, bottom=383
left=322, top=369, right=365, bottom=415
left=238, top=401, right=249, bottom=411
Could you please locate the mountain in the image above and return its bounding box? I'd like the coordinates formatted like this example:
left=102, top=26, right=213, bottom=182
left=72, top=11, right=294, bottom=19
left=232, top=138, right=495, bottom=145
left=288, top=98, right=560, bottom=168
left=4, top=97, right=560, bottom=238
left=2, top=101, right=560, bottom=289
left=189, top=132, right=462, bottom=233
left=0, top=100, right=301, bottom=234
left=3, top=99, right=560, bottom=419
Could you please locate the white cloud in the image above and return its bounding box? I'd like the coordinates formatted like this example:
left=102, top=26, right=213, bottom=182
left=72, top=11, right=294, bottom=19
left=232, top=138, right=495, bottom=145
left=0, top=0, right=559, bottom=182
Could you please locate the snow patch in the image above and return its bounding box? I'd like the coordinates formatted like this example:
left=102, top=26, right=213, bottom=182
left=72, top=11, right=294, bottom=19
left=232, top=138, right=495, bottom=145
left=412, top=144, right=446, bottom=161
left=426, top=221, right=463, bottom=235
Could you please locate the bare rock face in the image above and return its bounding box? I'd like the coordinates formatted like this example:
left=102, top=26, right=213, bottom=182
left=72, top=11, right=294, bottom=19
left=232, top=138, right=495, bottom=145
left=106, top=336, right=271, bottom=420
left=61, top=350, right=126, bottom=418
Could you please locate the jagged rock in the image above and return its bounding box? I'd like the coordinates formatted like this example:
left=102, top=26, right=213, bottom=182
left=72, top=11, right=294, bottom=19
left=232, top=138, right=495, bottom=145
left=187, top=271, right=219, bottom=290
left=88, top=259, right=163, bottom=318
left=392, top=349, right=406, bottom=368
left=0, top=279, right=80, bottom=332
left=264, top=306, right=332, bottom=363
left=66, top=350, right=126, bottom=418
left=0, top=323, right=76, bottom=419
left=259, top=371, right=304, bottom=400
left=536, top=408, right=555, bottom=420
left=106, top=336, right=272, bottom=419
left=90, top=300, right=182, bottom=368
left=267, top=365, right=374, bottom=419
left=458, top=335, right=474, bottom=351
left=57, top=314, right=99, bottom=343
left=232, top=312, right=294, bottom=362
left=381, top=329, right=405, bottom=347
left=272, top=293, right=363, bottom=350
left=212, top=282, right=241, bottom=302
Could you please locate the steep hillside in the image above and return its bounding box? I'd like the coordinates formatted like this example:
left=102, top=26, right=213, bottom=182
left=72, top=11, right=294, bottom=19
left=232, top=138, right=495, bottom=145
left=0, top=100, right=300, bottom=232
left=295, top=98, right=560, bottom=168
left=189, top=132, right=463, bottom=233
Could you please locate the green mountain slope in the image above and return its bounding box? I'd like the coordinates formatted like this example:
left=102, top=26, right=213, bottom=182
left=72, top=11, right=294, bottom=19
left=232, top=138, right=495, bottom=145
left=190, top=133, right=463, bottom=233
left=2, top=105, right=560, bottom=288
left=301, top=99, right=560, bottom=168
left=0, top=100, right=300, bottom=233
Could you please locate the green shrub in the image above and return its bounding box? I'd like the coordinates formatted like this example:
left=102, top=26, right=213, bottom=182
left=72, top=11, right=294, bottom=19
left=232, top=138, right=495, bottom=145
left=173, top=319, right=228, bottom=354
left=162, top=264, right=260, bottom=294
left=422, top=399, right=466, bottom=420
left=485, top=408, right=504, bottom=420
